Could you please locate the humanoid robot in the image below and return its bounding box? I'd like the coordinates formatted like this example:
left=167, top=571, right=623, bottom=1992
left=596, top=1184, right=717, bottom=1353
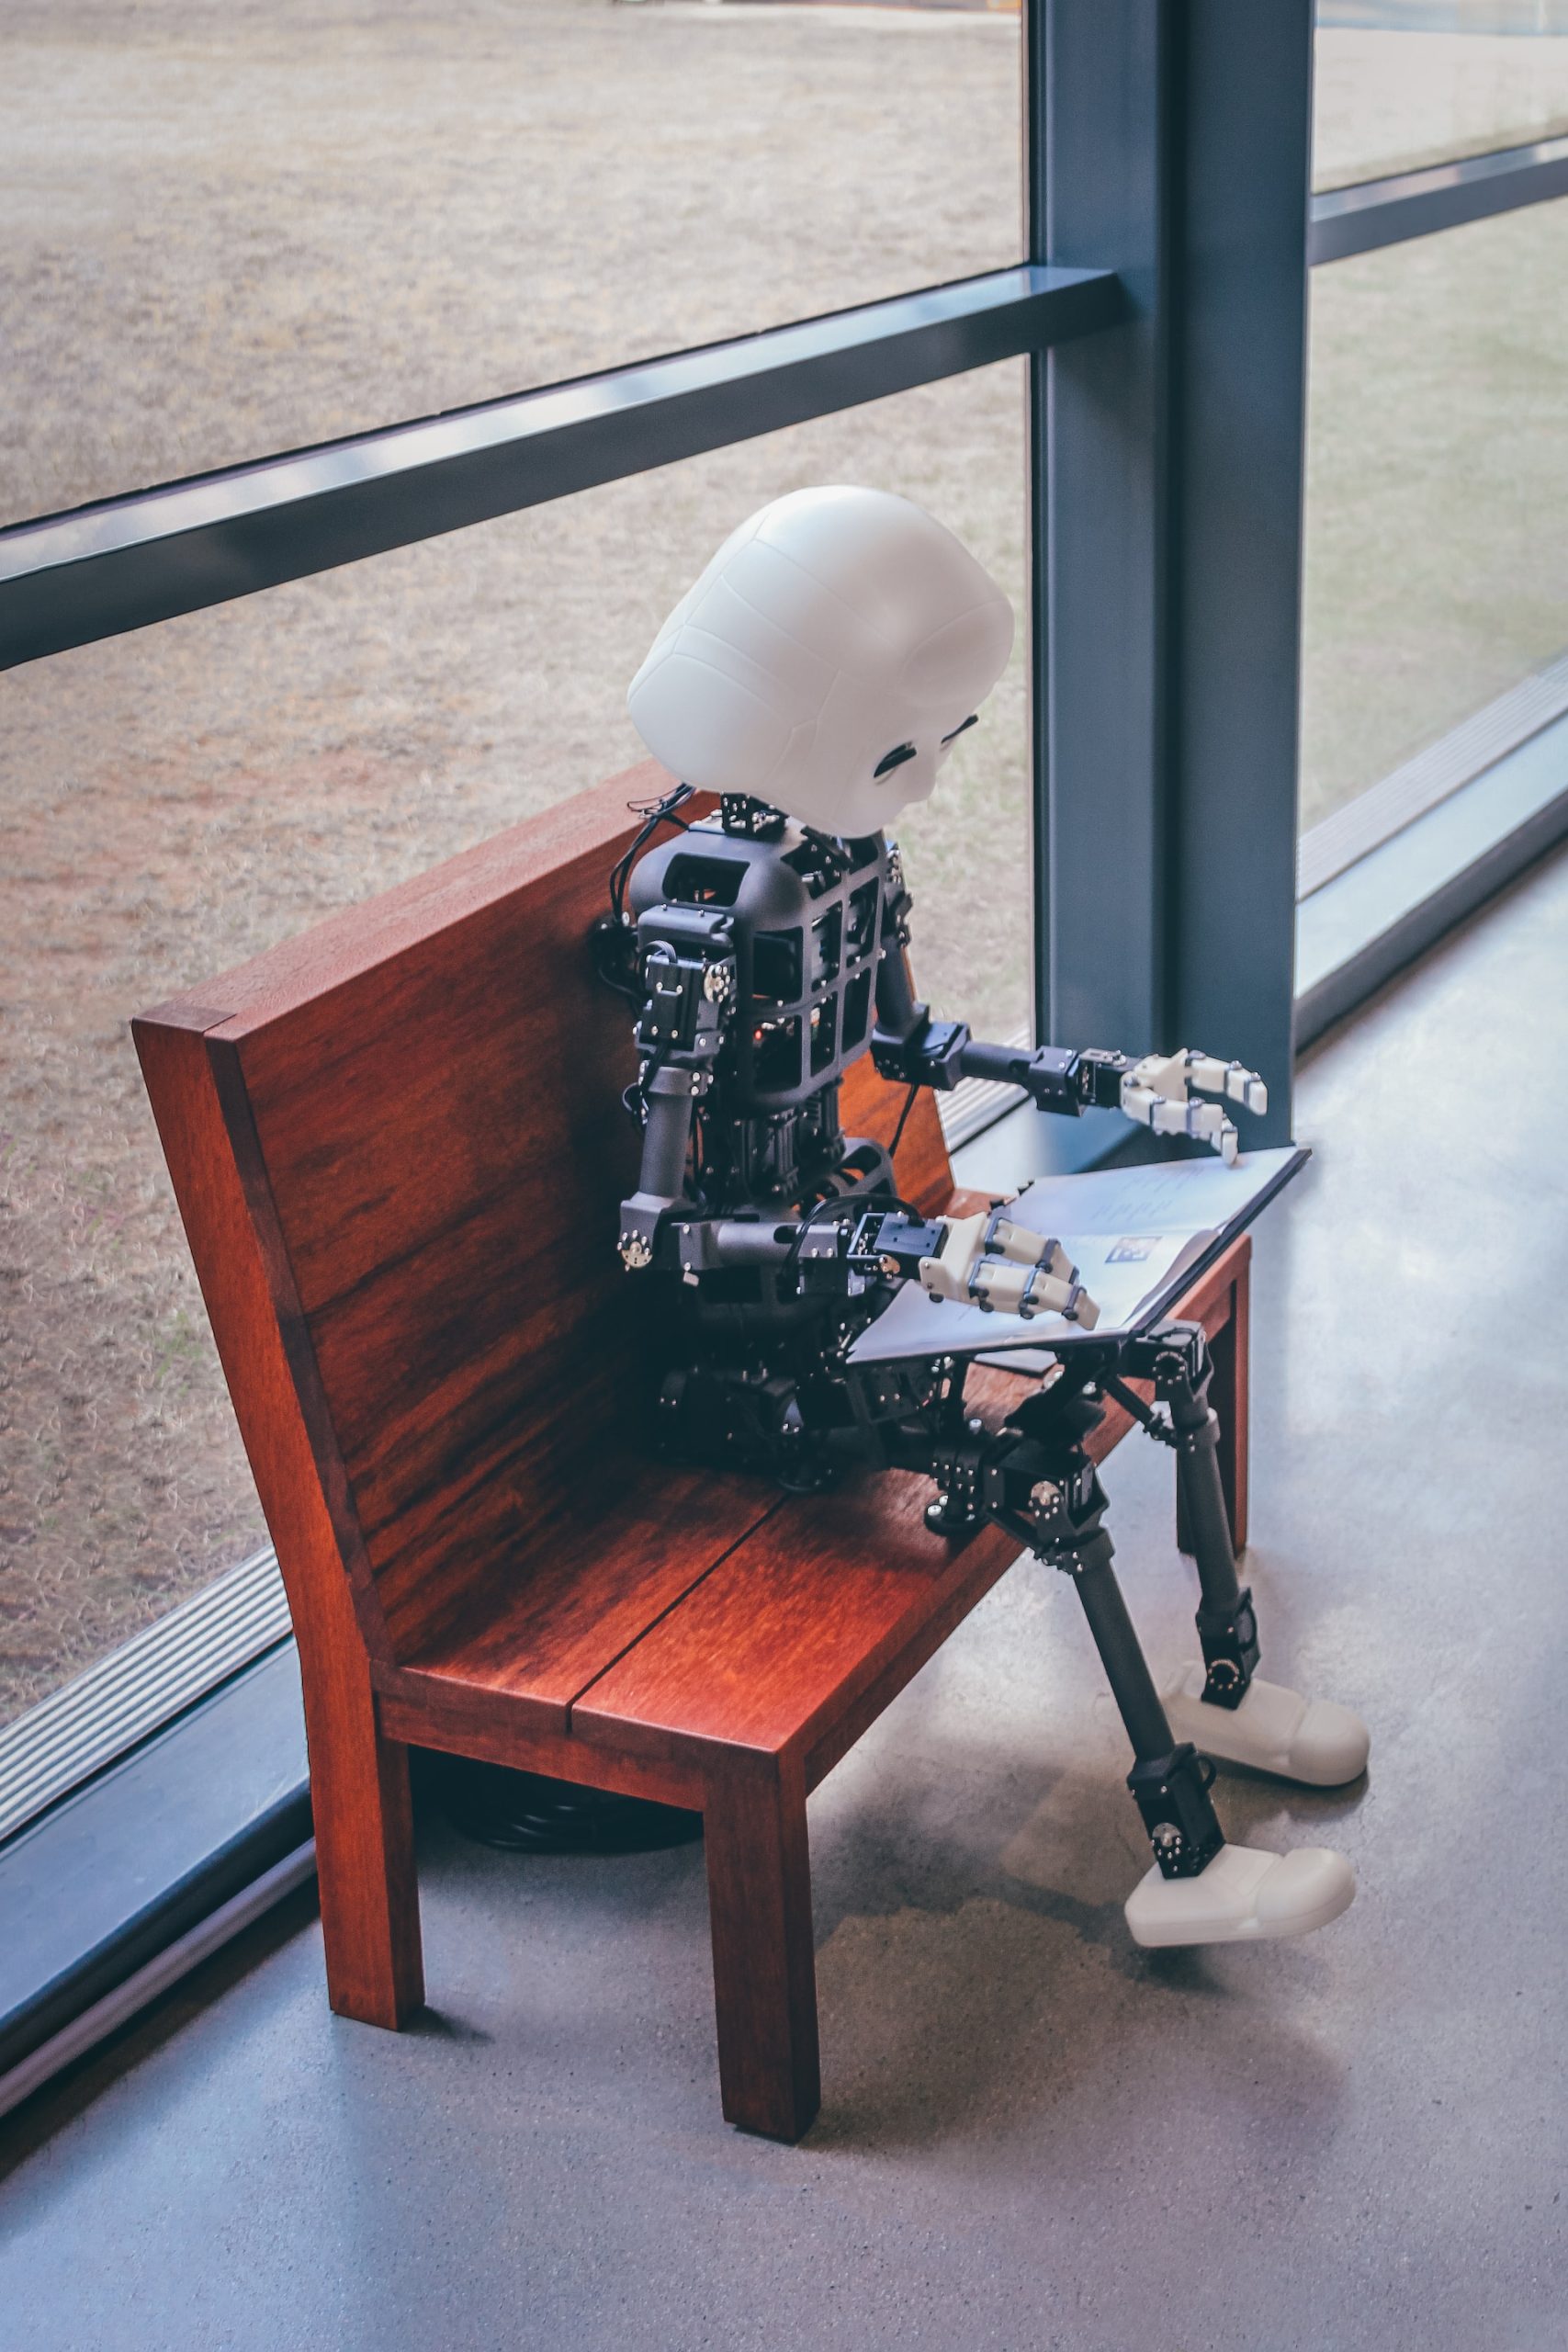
left=599, top=486, right=1368, bottom=1949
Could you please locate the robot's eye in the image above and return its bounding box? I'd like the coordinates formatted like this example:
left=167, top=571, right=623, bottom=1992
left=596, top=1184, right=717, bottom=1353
left=941, top=714, right=979, bottom=745
left=874, top=742, right=918, bottom=779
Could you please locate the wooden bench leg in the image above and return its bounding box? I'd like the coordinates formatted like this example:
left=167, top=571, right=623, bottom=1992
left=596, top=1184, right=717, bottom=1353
left=704, top=1759, right=820, bottom=2142
left=1176, top=1259, right=1251, bottom=1559
left=1210, top=1253, right=1250, bottom=1556
left=300, top=1652, right=424, bottom=2030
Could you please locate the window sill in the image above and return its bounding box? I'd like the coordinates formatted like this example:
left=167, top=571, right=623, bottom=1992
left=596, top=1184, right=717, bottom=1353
left=1296, top=701, right=1568, bottom=1047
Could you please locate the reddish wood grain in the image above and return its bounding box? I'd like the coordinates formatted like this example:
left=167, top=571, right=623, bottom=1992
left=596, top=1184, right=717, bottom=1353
left=571, top=1454, right=1013, bottom=1778
left=840, top=1051, right=953, bottom=1216
left=132, top=1016, right=423, bottom=2028
left=377, top=1465, right=785, bottom=1736
left=1210, top=1240, right=1250, bottom=1553
left=141, top=765, right=680, bottom=1044
left=705, top=1757, right=819, bottom=2141
left=376, top=1686, right=706, bottom=1812
left=222, top=819, right=674, bottom=1657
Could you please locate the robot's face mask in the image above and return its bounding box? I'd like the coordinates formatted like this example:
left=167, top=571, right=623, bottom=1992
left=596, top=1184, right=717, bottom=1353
left=626, top=486, right=1015, bottom=840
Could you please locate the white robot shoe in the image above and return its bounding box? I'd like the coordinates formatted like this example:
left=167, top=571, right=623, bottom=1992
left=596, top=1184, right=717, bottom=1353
left=1160, top=1663, right=1371, bottom=1788
left=1124, top=1841, right=1356, bottom=1949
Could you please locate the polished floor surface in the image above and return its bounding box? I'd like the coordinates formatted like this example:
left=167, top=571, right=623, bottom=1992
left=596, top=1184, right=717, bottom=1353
left=5, top=848, right=1565, bottom=2351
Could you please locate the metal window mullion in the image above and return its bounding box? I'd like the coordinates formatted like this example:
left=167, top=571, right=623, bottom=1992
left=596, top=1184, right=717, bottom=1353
left=1034, top=0, right=1310, bottom=1143
left=1161, top=0, right=1312, bottom=1145
left=1032, top=0, right=1172, bottom=1063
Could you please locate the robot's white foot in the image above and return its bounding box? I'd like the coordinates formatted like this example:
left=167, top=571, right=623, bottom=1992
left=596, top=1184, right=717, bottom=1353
left=1161, top=1663, right=1371, bottom=1788
left=1124, top=1842, right=1356, bottom=1950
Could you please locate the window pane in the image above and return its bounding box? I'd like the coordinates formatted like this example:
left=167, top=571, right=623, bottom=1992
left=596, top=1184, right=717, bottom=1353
left=1, top=0, right=1021, bottom=526
left=1301, top=198, right=1568, bottom=837
left=1314, top=4, right=1568, bottom=191
left=0, top=361, right=1028, bottom=1724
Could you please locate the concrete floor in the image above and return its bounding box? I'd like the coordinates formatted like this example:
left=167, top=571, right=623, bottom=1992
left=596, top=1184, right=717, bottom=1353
left=4, top=846, right=1567, bottom=2348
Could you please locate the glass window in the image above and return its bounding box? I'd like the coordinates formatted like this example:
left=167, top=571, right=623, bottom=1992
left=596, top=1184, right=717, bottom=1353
left=1314, top=3, right=1568, bottom=191
left=0, top=359, right=1029, bottom=1724
left=0, top=0, right=1022, bottom=526
left=1300, top=198, right=1568, bottom=839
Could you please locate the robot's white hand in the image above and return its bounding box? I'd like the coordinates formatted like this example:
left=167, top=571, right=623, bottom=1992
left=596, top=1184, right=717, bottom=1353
left=917, top=1206, right=1100, bottom=1329
left=1120, top=1050, right=1268, bottom=1165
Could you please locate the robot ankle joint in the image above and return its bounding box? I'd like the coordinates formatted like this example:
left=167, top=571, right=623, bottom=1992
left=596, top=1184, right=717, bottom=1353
left=1128, top=1745, right=1225, bottom=1879
left=1194, top=1587, right=1260, bottom=1709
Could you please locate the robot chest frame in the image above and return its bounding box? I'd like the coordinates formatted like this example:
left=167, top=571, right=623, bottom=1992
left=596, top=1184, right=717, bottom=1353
left=629, top=813, right=891, bottom=1116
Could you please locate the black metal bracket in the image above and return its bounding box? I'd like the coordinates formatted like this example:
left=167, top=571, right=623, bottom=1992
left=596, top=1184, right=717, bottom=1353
left=1194, top=1588, right=1260, bottom=1710
left=1127, top=1747, right=1225, bottom=1880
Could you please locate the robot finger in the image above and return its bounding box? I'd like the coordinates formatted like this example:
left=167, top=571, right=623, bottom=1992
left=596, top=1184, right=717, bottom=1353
left=1121, top=1080, right=1174, bottom=1131
left=1123, top=1050, right=1189, bottom=1105
left=986, top=1216, right=1073, bottom=1279
left=1189, top=1100, right=1241, bottom=1162
left=970, top=1258, right=1099, bottom=1326
left=919, top=1213, right=1077, bottom=1307
left=1183, top=1052, right=1268, bottom=1116
left=1123, top=1084, right=1239, bottom=1162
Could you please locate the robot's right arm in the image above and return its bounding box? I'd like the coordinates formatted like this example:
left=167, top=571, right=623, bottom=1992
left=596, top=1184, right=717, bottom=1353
left=615, top=909, right=737, bottom=1272
left=953, top=1038, right=1267, bottom=1162
left=869, top=879, right=1264, bottom=1163
left=874, top=967, right=1266, bottom=1164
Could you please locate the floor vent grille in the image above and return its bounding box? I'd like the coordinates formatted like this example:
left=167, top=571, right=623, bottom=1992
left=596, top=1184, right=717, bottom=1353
left=0, top=1549, right=289, bottom=1848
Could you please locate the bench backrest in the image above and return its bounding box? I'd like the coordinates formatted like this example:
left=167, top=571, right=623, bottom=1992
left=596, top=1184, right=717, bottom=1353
left=136, top=768, right=954, bottom=1668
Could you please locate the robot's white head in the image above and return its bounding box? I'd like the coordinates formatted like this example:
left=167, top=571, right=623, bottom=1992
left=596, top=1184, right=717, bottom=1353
left=626, top=486, right=1014, bottom=839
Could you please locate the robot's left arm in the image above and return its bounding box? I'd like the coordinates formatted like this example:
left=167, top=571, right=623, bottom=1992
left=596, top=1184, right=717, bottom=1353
left=846, top=1201, right=1100, bottom=1328
left=652, top=1201, right=1100, bottom=1328
left=872, top=946, right=1266, bottom=1164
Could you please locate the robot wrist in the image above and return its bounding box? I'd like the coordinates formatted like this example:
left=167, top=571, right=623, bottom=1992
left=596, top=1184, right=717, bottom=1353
left=870, top=1013, right=970, bottom=1091
left=1071, top=1047, right=1134, bottom=1111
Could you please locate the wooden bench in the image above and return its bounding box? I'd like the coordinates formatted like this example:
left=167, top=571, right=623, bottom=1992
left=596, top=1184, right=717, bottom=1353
left=134, top=766, right=1250, bottom=2142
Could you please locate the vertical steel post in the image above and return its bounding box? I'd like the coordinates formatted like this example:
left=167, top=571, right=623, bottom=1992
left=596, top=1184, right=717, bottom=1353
left=1028, top=0, right=1312, bottom=1143
left=1026, top=0, right=1172, bottom=1066
left=1165, top=2, right=1314, bottom=1138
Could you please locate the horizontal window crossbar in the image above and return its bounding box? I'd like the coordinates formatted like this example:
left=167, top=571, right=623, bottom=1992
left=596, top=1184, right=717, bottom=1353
left=1309, top=133, right=1568, bottom=266
left=0, top=263, right=1122, bottom=672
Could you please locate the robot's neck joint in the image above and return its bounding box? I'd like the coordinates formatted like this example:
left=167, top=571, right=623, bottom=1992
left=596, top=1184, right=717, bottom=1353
left=719, top=794, right=788, bottom=841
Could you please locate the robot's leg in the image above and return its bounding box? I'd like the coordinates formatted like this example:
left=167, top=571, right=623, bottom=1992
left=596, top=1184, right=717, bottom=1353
left=1134, top=1328, right=1371, bottom=1790
left=1050, top=1493, right=1355, bottom=1950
